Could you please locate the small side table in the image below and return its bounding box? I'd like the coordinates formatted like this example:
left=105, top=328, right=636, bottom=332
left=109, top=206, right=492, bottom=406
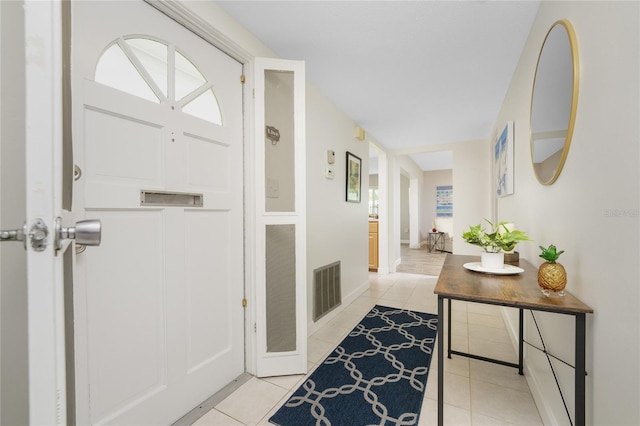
left=434, top=254, right=594, bottom=426
left=427, top=232, right=444, bottom=252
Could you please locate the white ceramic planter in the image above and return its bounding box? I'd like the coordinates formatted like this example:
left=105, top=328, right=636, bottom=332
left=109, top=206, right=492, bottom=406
left=481, top=252, right=505, bottom=269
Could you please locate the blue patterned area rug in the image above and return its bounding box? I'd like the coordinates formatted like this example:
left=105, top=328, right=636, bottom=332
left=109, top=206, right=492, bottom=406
left=269, top=305, right=438, bottom=426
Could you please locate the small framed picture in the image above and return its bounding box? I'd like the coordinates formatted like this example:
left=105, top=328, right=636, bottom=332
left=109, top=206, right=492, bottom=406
left=495, top=121, right=514, bottom=197
left=345, top=151, right=362, bottom=203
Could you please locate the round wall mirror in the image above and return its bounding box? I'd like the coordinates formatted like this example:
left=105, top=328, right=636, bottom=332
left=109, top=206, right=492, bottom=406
left=530, top=20, right=579, bottom=185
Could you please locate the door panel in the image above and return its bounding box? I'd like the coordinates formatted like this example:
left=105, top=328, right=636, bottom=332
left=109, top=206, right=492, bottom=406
left=85, top=210, right=166, bottom=421
left=72, top=1, right=244, bottom=423
left=184, top=210, right=232, bottom=370
left=84, top=106, right=164, bottom=187
left=185, top=136, right=230, bottom=189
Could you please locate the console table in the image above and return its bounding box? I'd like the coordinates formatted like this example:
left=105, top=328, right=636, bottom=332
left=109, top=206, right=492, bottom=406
left=434, top=254, right=593, bottom=426
left=427, top=232, right=445, bottom=252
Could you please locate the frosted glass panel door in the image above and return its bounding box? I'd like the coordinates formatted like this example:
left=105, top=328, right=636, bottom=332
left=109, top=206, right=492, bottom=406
left=253, top=58, right=306, bottom=377
left=265, top=70, right=295, bottom=212
left=265, top=225, right=296, bottom=352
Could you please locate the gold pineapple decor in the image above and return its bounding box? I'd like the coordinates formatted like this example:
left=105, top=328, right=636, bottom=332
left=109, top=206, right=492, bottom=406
left=538, top=245, right=567, bottom=296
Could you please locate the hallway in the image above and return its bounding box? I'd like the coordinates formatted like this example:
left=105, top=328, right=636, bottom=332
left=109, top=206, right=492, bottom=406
left=396, top=244, right=448, bottom=276
left=189, top=271, right=542, bottom=425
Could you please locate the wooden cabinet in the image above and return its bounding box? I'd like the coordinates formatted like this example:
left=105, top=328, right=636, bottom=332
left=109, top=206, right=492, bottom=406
left=368, top=221, right=378, bottom=271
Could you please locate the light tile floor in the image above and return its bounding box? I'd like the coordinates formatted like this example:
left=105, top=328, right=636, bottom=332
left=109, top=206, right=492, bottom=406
left=193, top=272, right=542, bottom=426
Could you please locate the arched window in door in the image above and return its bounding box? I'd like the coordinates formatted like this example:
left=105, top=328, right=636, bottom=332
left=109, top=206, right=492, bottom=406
left=94, top=37, right=222, bottom=125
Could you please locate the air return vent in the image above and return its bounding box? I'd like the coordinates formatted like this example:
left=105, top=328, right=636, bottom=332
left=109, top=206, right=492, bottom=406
left=313, top=261, right=342, bottom=321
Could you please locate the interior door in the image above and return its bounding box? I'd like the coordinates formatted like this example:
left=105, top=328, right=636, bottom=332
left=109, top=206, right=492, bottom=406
left=71, top=2, right=244, bottom=424
left=253, top=58, right=307, bottom=377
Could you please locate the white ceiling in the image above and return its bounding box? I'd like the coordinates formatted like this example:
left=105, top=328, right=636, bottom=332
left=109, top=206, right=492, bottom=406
left=216, top=0, right=540, bottom=170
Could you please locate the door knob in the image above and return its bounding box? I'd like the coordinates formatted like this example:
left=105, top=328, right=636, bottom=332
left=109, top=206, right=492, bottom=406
left=55, top=217, right=102, bottom=251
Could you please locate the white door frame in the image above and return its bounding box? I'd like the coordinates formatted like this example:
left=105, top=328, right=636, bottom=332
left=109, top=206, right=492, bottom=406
left=409, top=177, right=420, bottom=249
left=24, top=1, right=67, bottom=423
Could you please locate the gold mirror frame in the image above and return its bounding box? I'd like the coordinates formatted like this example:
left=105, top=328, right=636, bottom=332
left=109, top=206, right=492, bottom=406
left=530, top=19, right=580, bottom=185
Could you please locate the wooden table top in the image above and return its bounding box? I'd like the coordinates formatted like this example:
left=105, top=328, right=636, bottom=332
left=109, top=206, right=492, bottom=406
left=434, top=254, right=593, bottom=314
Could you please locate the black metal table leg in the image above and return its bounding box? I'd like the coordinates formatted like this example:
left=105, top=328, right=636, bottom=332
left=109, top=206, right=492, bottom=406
left=575, top=313, right=586, bottom=426
left=447, top=298, right=452, bottom=359
left=518, top=308, right=524, bottom=375
left=438, top=295, right=444, bottom=426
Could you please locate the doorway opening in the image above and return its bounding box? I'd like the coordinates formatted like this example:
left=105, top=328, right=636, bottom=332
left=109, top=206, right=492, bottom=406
left=396, top=150, right=453, bottom=276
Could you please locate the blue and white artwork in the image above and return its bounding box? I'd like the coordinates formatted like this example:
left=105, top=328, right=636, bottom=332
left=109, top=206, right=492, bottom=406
left=436, top=185, right=453, bottom=217
left=495, top=122, right=514, bottom=197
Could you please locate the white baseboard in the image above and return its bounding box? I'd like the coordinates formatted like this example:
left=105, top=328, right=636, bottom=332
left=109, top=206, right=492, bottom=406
left=307, top=278, right=370, bottom=336
left=390, top=257, right=401, bottom=273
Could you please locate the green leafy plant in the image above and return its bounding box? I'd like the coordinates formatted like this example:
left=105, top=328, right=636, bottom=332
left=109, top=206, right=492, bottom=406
left=462, top=219, right=531, bottom=253
left=539, top=244, right=564, bottom=263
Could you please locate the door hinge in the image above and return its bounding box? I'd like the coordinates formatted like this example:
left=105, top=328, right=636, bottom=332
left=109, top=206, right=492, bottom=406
left=242, top=298, right=247, bottom=308
left=252, top=88, right=255, bottom=99
left=240, top=75, right=246, bottom=84
left=254, top=323, right=257, bottom=333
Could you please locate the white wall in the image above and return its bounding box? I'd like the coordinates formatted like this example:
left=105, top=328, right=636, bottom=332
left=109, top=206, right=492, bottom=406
left=0, top=1, right=28, bottom=423
left=305, top=86, right=370, bottom=326
left=451, top=140, right=492, bottom=255
left=493, top=2, right=639, bottom=424
left=371, top=145, right=390, bottom=274
left=400, top=174, right=410, bottom=242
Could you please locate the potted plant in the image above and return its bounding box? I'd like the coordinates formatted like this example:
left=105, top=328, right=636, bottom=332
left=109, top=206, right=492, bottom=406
left=462, top=220, right=530, bottom=269
left=538, top=244, right=567, bottom=296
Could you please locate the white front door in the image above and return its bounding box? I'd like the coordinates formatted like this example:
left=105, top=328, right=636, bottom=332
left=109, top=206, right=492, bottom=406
left=71, top=2, right=244, bottom=424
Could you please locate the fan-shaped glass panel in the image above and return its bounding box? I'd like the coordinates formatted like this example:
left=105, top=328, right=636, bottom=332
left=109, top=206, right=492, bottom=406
left=95, top=43, right=159, bottom=103
left=175, top=52, right=206, bottom=100
left=126, top=38, right=168, bottom=97
left=95, top=37, right=223, bottom=125
left=182, top=90, right=222, bottom=125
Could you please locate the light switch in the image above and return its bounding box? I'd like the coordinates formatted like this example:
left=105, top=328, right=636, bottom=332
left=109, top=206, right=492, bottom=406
left=327, top=150, right=335, bottom=164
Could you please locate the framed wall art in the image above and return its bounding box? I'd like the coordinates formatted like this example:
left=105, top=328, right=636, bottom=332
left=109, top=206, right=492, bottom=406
left=495, top=121, right=514, bottom=197
left=436, top=185, right=453, bottom=217
left=345, top=151, right=362, bottom=203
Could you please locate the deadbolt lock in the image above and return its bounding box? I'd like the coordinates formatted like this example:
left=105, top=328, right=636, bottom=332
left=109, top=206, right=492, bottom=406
left=0, top=219, right=48, bottom=252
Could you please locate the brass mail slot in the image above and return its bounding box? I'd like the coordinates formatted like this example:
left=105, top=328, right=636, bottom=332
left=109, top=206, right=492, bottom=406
left=140, top=190, right=203, bottom=207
